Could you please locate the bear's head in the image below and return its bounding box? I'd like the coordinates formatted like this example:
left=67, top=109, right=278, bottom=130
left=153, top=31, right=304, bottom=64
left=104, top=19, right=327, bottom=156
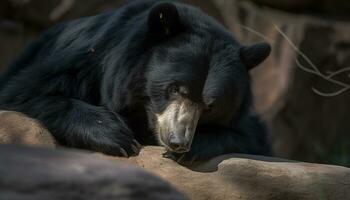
left=144, top=2, right=271, bottom=153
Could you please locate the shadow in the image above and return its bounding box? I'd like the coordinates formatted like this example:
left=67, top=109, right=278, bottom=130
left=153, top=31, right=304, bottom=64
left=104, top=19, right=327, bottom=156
left=179, top=153, right=299, bottom=173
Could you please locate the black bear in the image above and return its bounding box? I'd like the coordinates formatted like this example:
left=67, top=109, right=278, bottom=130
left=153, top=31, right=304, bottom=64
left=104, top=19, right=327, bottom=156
left=0, top=0, right=271, bottom=161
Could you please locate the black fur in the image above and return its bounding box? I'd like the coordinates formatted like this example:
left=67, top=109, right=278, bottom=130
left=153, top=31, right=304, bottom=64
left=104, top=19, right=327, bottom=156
left=0, top=0, right=271, bottom=160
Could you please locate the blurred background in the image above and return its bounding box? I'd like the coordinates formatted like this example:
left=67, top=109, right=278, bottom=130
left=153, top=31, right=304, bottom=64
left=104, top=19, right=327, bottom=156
left=0, top=0, right=349, bottom=167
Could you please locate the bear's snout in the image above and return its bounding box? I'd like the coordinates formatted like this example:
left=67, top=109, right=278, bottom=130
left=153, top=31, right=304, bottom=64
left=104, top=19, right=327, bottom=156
left=155, top=99, right=201, bottom=152
left=168, top=132, right=190, bottom=153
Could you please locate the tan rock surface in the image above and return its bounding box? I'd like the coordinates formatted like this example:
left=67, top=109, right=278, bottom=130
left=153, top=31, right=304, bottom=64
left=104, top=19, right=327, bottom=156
left=1, top=111, right=349, bottom=200
left=0, top=111, right=56, bottom=147
left=123, top=146, right=350, bottom=200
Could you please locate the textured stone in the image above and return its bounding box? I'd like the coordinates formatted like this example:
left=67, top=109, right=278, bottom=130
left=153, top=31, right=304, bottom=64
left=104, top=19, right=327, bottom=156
left=123, top=146, right=350, bottom=200
left=0, top=111, right=55, bottom=147
left=251, top=0, right=350, bottom=14
left=0, top=145, right=187, bottom=200
left=1, top=111, right=350, bottom=200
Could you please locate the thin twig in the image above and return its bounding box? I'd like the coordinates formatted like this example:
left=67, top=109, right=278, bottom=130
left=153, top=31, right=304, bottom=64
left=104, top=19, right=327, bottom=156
left=294, top=59, right=350, bottom=88
left=273, top=24, right=323, bottom=75
left=240, top=24, right=275, bottom=44
left=240, top=22, right=350, bottom=97
left=295, top=58, right=350, bottom=96
left=325, top=67, right=350, bottom=79
left=311, top=86, right=350, bottom=97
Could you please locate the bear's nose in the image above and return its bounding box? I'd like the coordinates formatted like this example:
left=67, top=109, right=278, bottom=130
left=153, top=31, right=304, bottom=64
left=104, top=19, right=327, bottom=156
left=168, top=132, right=188, bottom=152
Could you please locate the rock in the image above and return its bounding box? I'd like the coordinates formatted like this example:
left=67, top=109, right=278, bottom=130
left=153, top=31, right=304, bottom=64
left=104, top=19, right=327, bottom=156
left=0, top=111, right=56, bottom=147
left=1, top=111, right=350, bottom=200
left=251, top=0, right=317, bottom=11
left=0, top=20, right=37, bottom=72
left=0, top=0, right=128, bottom=71
left=250, top=0, right=350, bottom=14
left=253, top=0, right=316, bottom=10
left=122, top=147, right=350, bottom=200
left=212, top=0, right=350, bottom=166
left=2, top=0, right=127, bottom=28
left=0, top=145, right=187, bottom=200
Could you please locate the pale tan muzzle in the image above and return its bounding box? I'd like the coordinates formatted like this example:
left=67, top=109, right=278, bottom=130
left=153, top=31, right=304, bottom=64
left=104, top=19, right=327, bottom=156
left=155, top=99, right=201, bottom=152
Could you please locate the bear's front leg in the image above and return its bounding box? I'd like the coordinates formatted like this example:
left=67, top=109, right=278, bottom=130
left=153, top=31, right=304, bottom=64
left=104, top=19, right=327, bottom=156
left=67, top=104, right=142, bottom=157
left=3, top=97, right=141, bottom=157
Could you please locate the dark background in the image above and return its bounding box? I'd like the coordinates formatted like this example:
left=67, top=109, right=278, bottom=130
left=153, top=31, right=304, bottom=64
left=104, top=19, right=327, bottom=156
left=1, top=0, right=349, bottom=166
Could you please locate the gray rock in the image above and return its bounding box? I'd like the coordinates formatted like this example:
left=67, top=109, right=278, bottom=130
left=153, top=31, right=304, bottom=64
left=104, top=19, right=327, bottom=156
left=0, top=145, right=187, bottom=200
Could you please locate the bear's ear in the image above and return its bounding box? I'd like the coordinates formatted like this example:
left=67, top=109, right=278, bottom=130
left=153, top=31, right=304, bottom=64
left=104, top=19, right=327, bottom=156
left=240, top=42, right=271, bottom=70
left=148, top=2, right=182, bottom=37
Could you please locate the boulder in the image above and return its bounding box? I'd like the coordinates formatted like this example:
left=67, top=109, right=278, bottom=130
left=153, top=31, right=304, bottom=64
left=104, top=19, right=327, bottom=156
left=123, top=147, right=350, bottom=200
left=0, top=145, right=187, bottom=200
left=0, top=0, right=127, bottom=71
left=2, top=0, right=127, bottom=28
left=212, top=0, right=350, bottom=166
left=250, top=0, right=350, bottom=14
left=1, top=111, right=349, bottom=200
left=0, top=111, right=55, bottom=147
left=251, top=0, right=316, bottom=11
left=0, top=20, right=37, bottom=72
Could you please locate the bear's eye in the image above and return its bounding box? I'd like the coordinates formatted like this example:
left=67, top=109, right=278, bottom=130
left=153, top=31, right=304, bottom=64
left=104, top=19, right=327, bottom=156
left=204, top=104, right=213, bottom=112
left=168, top=85, right=189, bottom=98
left=168, top=85, right=179, bottom=96
left=203, top=100, right=215, bottom=112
